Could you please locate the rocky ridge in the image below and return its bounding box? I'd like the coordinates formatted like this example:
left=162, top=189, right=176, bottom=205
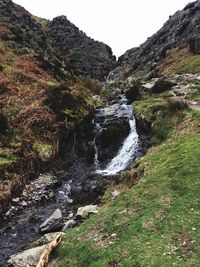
left=117, top=0, right=200, bottom=79
left=48, top=16, right=116, bottom=79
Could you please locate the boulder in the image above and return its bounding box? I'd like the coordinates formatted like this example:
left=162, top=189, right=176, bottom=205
left=76, top=205, right=99, bottom=219
left=8, top=232, right=63, bottom=267
left=143, top=78, right=174, bottom=93
left=8, top=245, right=46, bottom=267
left=39, top=209, right=63, bottom=233
left=125, top=81, right=141, bottom=103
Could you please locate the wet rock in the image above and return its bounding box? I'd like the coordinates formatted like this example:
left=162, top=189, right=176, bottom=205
left=20, top=201, right=28, bottom=207
left=71, top=185, right=83, bottom=196
left=39, top=209, right=63, bottom=233
left=76, top=205, right=99, bottom=219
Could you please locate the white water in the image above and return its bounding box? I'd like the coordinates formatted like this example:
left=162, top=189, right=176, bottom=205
left=96, top=116, right=138, bottom=175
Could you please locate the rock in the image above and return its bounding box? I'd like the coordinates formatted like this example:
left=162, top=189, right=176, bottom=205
left=12, top=198, right=20, bottom=203
left=8, top=232, right=63, bottom=267
left=39, top=209, right=63, bottom=233
left=117, top=1, right=200, bottom=78
left=62, top=220, right=76, bottom=230
left=31, top=232, right=63, bottom=247
left=125, top=81, right=141, bottom=103
left=48, top=16, right=116, bottom=79
left=20, top=201, right=28, bottom=207
left=143, top=78, right=174, bottom=93
left=76, top=205, right=99, bottom=219
left=111, top=190, right=120, bottom=198
left=8, top=245, right=46, bottom=267
left=151, top=78, right=174, bottom=93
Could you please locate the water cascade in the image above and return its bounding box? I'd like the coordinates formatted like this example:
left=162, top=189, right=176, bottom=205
left=93, top=91, right=139, bottom=175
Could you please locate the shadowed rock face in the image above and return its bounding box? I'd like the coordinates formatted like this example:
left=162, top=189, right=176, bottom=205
left=48, top=16, right=116, bottom=79
left=117, top=0, right=200, bottom=78
left=0, top=0, right=116, bottom=80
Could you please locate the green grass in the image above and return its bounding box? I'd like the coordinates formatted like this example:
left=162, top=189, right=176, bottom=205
left=134, top=97, right=186, bottom=146
left=55, top=128, right=200, bottom=266
left=159, top=47, right=200, bottom=75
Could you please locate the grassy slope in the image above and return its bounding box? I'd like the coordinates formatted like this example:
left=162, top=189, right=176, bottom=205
left=55, top=87, right=200, bottom=266
left=158, top=46, right=200, bottom=76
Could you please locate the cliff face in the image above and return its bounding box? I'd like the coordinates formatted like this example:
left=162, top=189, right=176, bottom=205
left=0, top=0, right=116, bottom=80
left=48, top=16, right=116, bottom=79
left=117, top=0, right=200, bottom=79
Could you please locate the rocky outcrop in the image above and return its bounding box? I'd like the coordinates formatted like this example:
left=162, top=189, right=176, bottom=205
left=0, top=0, right=116, bottom=80
left=0, top=0, right=71, bottom=80
left=117, top=0, right=200, bottom=79
left=48, top=16, right=116, bottom=79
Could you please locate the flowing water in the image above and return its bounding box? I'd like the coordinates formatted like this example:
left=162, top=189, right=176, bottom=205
left=93, top=92, right=139, bottom=175
left=0, top=84, right=140, bottom=266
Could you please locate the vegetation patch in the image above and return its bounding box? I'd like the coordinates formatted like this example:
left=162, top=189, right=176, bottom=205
left=158, top=46, right=200, bottom=75
left=32, top=143, right=53, bottom=162
left=134, top=96, right=186, bottom=146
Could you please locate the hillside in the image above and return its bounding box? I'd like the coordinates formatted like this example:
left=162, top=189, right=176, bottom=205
left=0, top=0, right=115, bottom=213
left=117, top=0, right=200, bottom=79
left=1, top=0, right=200, bottom=266
left=53, top=1, right=200, bottom=266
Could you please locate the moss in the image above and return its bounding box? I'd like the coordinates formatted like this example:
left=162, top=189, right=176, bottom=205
left=0, top=150, right=17, bottom=168
left=32, top=143, right=53, bottom=162
left=134, top=97, right=168, bottom=121
left=32, top=16, right=49, bottom=28
left=0, top=150, right=18, bottom=180
left=46, top=81, right=60, bottom=87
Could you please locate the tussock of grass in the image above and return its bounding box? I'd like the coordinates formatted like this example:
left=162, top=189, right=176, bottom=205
left=134, top=97, right=186, bottom=146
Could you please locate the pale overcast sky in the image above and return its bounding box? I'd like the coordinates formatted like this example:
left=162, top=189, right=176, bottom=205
left=13, top=0, right=190, bottom=57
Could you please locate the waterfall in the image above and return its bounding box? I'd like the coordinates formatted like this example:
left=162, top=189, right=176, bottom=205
left=93, top=89, right=139, bottom=176
left=96, top=117, right=138, bottom=175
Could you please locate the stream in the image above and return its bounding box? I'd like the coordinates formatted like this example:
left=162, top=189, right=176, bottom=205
left=0, top=84, right=140, bottom=266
